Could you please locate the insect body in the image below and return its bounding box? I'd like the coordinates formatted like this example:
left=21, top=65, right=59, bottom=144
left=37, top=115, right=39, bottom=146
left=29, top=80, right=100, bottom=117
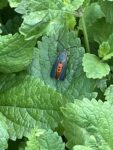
left=50, top=50, right=67, bottom=80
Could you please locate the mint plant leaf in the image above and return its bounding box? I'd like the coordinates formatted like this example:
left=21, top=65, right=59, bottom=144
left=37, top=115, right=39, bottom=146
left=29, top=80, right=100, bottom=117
left=28, top=31, right=96, bottom=99
left=73, top=145, right=93, bottom=150
left=15, top=0, right=79, bottom=39
left=0, top=113, right=9, bottom=150
left=104, top=85, right=113, bottom=103
left=8, top=0, right=22, bottom=7
left=82, top=53, right=110, bottom=79
left=0, top=33, right=36, bottom=73
left=80, top=3, right=105, bottom=27
left=0, top=74, right=69, bottom=139
left=98, top=42, right=110, bottom=58
left=99, top=1, right=113, bottom=23
left=25, top=129, right=65, bottom=150
left=61, top=98, right=113, bottom=149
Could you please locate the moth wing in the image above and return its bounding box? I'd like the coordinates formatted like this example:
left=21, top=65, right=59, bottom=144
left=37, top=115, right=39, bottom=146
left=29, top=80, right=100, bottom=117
left=58, top=61, right=67, bottom=80
left=50, top=59, right=59, bottom=78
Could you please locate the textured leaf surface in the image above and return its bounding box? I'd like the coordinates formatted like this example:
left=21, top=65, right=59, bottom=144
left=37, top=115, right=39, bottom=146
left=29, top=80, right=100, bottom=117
left=99, top=1, right=113, bottom=23
left=0, top=113, right=9, bottom=150
left=15, top=0, right=78, bottom=39
left=73, top=145, right=93, bottom=150
left=8, top=0, right=22, bottom=7
left=104, top=85, right=113, bottom=103
left=0, top=74, right=69, bottom=140
left=83, top=53, right=110, bottom=79
left=61, top=98, right=113, bottom=150
left=0, top=33, right=35, bottom=73
left=25, top=129, right=65, bottom=150
left=28, top=32, right=96, bottom=99
left=80, top=3, right=104, bottom=27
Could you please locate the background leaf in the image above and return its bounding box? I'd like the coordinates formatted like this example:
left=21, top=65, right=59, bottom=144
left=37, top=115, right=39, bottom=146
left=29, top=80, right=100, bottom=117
left=82, top=53, right=110, bottom=79
left=0, top=33, right=36, bottom=73
left=0, top=74, right=69, bottom=140
left=25, top=129, right=65, bottom=150
left=61, top=98, right=113, bottom=149
left=104, top=85, right=113, bottom=103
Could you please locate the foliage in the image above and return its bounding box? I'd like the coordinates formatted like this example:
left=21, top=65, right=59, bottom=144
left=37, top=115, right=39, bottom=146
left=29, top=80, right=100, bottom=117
left=0, top=0, right=113, bottom=150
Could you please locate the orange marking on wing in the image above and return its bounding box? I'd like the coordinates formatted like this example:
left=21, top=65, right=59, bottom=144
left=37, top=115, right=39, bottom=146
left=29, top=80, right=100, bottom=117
left=56, top=63, right=63, bottom=79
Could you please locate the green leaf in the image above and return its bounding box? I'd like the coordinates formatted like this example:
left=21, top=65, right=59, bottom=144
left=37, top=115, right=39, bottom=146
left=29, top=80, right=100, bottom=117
left=0, top=113, right=9, bottom=150
left=104, top=85, right=113, bottom=103
left=81, top=3, right=105, bottom=27
left=0, top=74, right=69, bottom=139
left=99, top=1, right=113, bottom=23
left=73, top=145, right=93, bottom=150
left=8, top=0, right=22, bottom=7
left=98, top=33, right=113, bottom=60
left=0, top=33, right=36, bottom=73
left=28, top=31, right=96, bottom=99
left=61, top=98, right=113, bottom=150
left=25, top=129, right=65, bottom=150
left=98, top=42, right=110, bottom=58
left=82, top=53, right=110, bottom=79
left=0, top=0, right=8, bottom=9
left=15, top=0, right=78, bottom=39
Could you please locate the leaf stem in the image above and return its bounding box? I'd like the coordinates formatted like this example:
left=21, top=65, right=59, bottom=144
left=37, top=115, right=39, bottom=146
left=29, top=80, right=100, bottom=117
left=81, top=16, right=90, bottom=53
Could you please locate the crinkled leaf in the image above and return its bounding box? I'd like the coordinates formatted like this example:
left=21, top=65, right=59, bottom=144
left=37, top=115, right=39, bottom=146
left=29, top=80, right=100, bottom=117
left=96, top=78, right=107, bottom=92
left=104, top=85, right=113, bottom=103
left=0, top=113, right=9, bottom=150
left=82, top=12, right=113, bottom=44
left=28, top=31, right=97, bottom=99
left=0, top=33, right=36, bottom=73
left=99, top=1, right=113, bottom=23
left=61, top=98, right=113, bottom=150
left=15, top=0, right=78, bottom=39
left=8, top=0, right=22, bottom=7
left=73, top=145, right=93, bottom=150
left=98, top=42, right=110, bottom=58
left=83, top=53, right=110, bottom=79
left=0, top=74, right=69, bottom=140
left=79, top=3, right=105, bottom=28
left=0, top=0, right=8, bottom=9
left=25, top=129, right=65, bottom=150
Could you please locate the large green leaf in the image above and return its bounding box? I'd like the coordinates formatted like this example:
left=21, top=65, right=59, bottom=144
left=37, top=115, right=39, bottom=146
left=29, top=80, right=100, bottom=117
left=25, top=129, right=65, bottom=150
left=0, top=74, right=69, bottom=140
left=61, top=98, right=113, bottom=150
left=99, top=1, right=113, bottom=23
left=28, top=31, right=97, bottom=99
left=0, top=113, right=9, bottom=150
left=73, top=145, right=93, bottom=150
left=0, top=33, right=36, bottom=73
left=104, top=85, right=113, bottom=103
left=15, top=0, right=80, bottom=39
left=82, top=53, right=110, bottom=79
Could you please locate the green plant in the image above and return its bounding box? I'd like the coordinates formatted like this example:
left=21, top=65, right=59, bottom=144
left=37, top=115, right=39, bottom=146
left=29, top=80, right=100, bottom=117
left=0, top=0, right=113, bottom=150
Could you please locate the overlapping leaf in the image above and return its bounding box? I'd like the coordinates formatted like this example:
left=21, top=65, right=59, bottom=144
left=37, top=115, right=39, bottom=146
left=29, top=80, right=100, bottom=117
left=104, top=85, right=113, bottom=103
left=83, top=53, right=110, bottom=79
left=25, top=129, right=65, bottom=150
left=61, top=98, right=113, bottom=150
left=28, top=31, right=97, bottom=99
left=15, top=0, right=83, bottom=39
left=0, top=33, right=36, bottom=73
left=0, top=113, right=9, bottom=150
left=0, top=74, right=69, bottom=140
left=8, top=0, right=22, bottom=7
